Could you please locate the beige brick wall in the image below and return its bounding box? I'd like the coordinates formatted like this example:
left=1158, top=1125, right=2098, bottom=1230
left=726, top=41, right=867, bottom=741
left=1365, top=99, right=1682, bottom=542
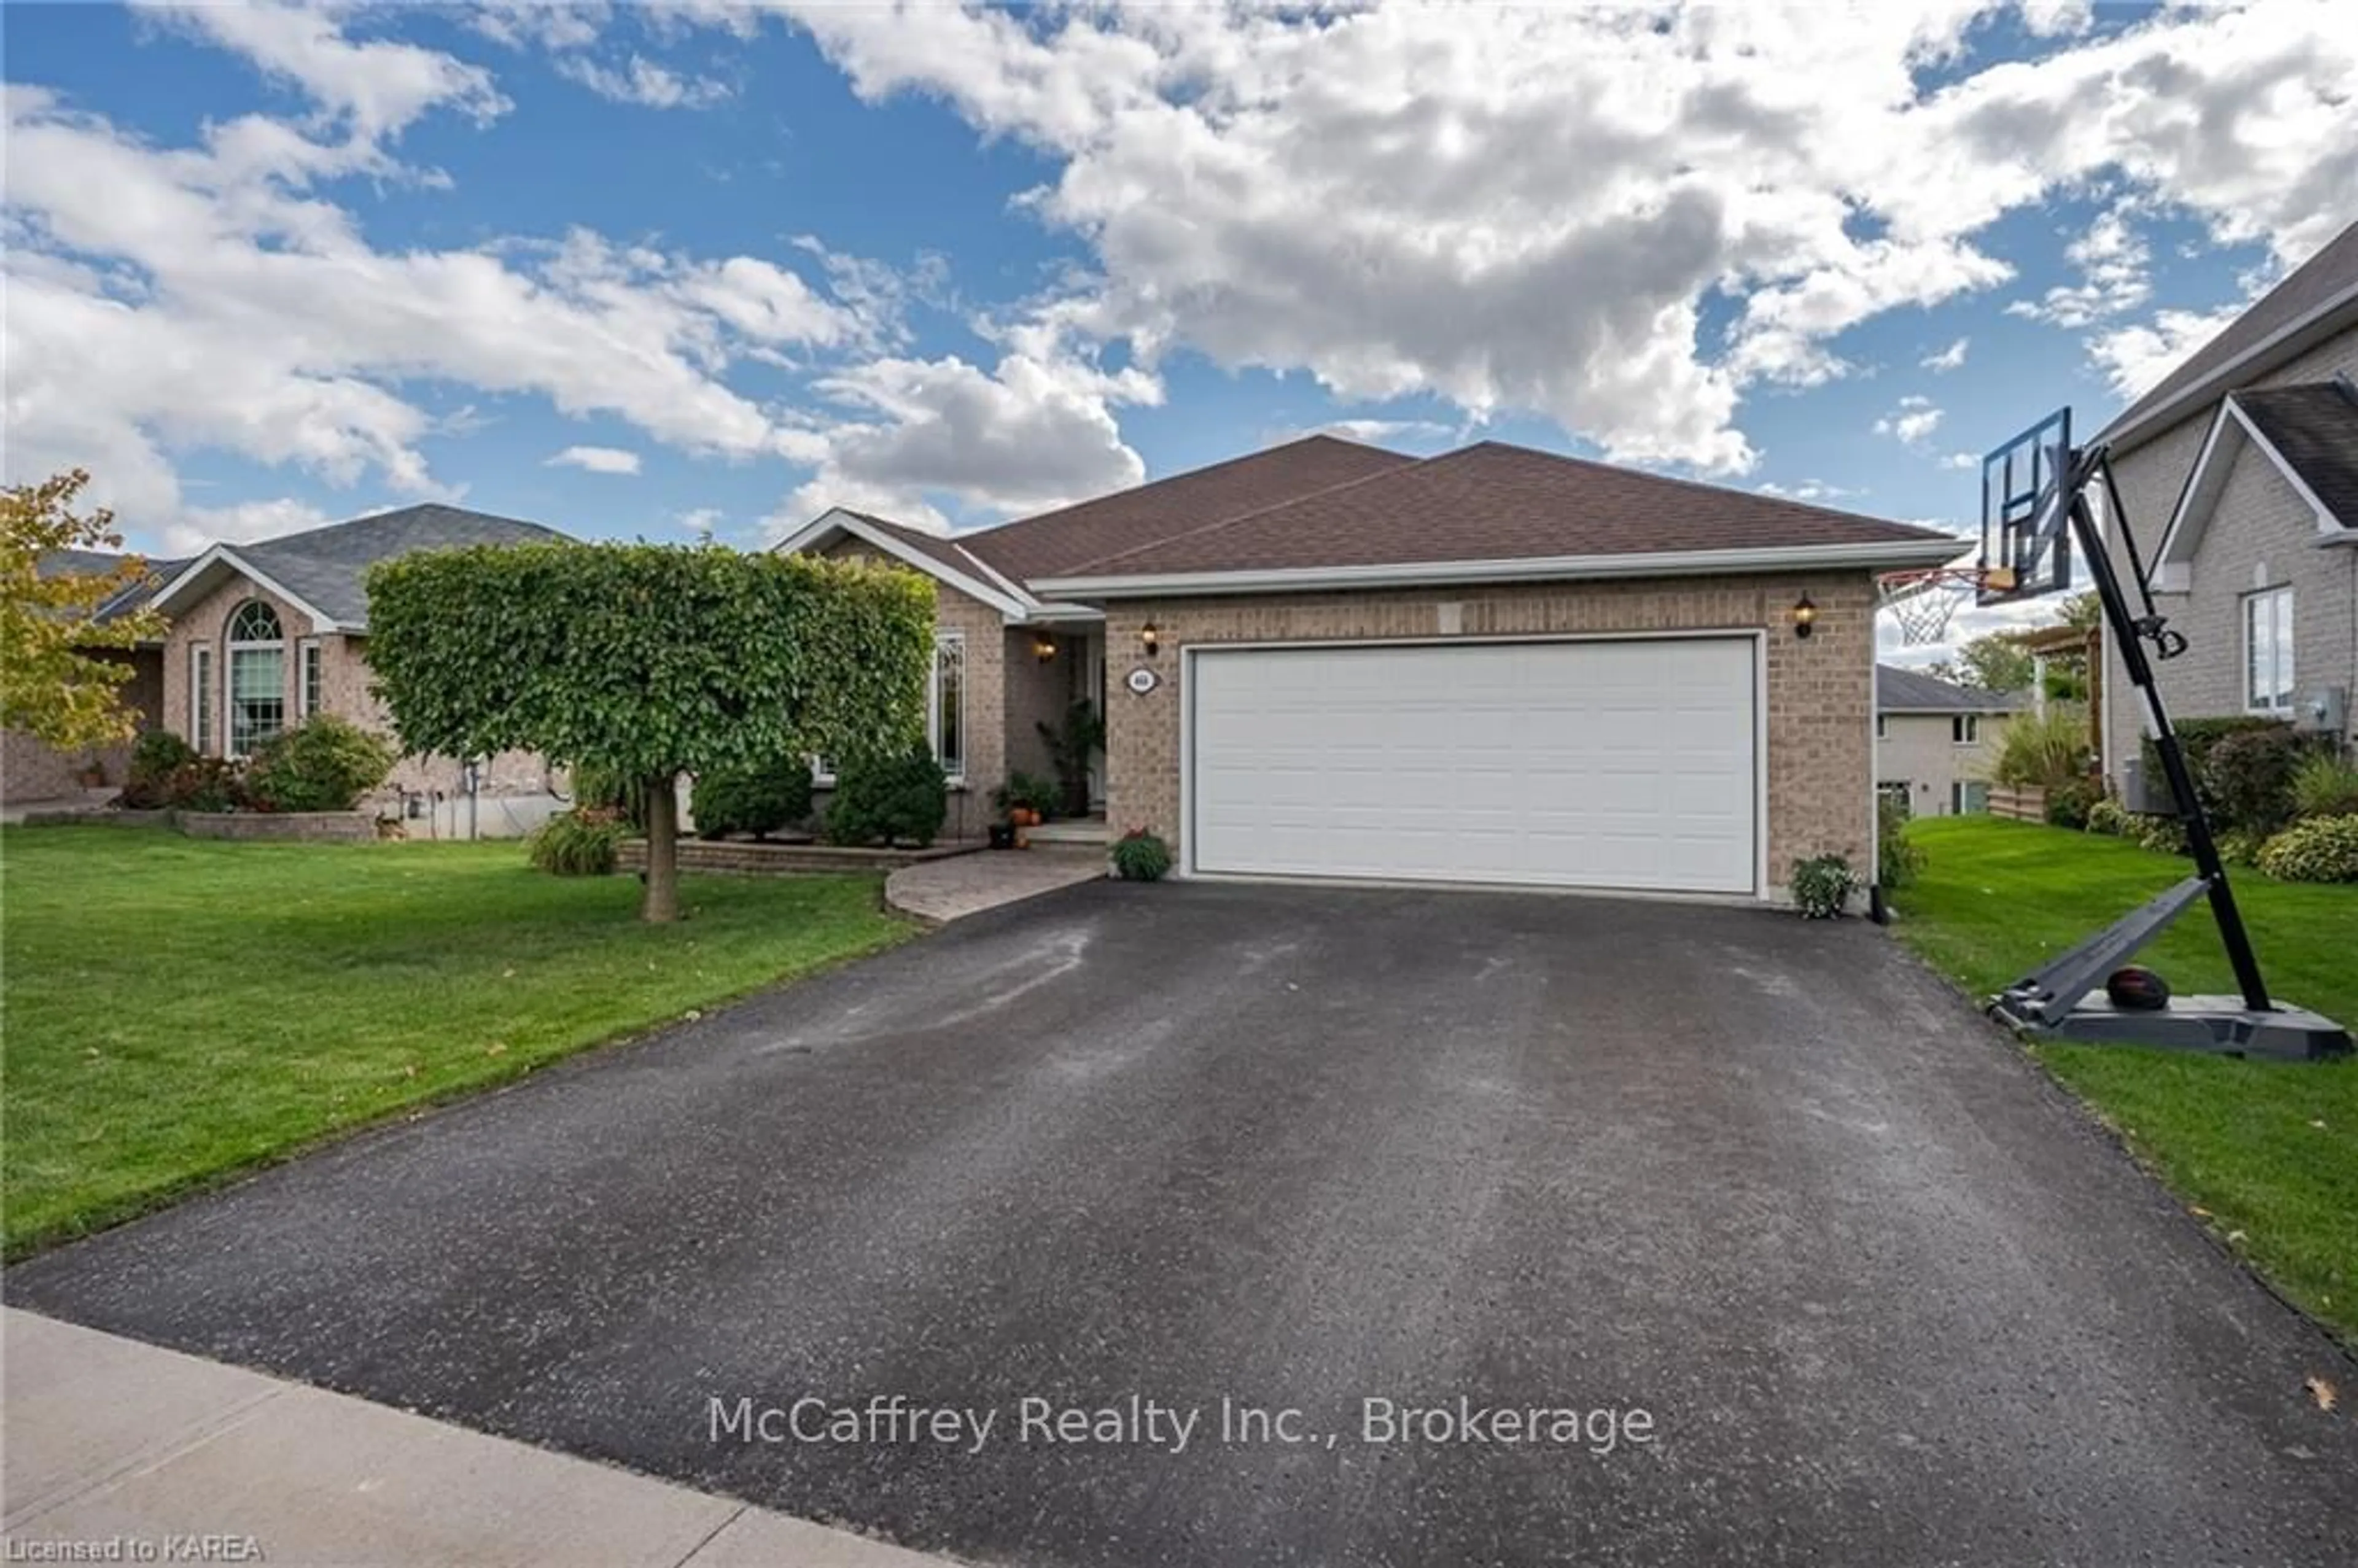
left=2104, top=324, right=2358, bottom=783
left=159, top=570, right=552, bottom=804
left=2, top=646, right=165, bottom=802
left=1877, top=710, right=2009, bottom=815
left=1099, top=572, right=1876, bottom=891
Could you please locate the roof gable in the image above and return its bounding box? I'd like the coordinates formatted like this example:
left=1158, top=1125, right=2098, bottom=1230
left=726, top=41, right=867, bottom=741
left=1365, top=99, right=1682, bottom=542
left=771, top=507, right=1033, bottom=619
left=2157, top=381, right=2358, bottom=567
left=149, top=503, right=572, bottom=628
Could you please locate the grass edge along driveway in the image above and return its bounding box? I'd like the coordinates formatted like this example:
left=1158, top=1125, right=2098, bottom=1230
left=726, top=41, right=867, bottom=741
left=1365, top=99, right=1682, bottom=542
left=1891, top=816, right=2358, bottom=1347
left=2, top=826, right=911, bottom=1256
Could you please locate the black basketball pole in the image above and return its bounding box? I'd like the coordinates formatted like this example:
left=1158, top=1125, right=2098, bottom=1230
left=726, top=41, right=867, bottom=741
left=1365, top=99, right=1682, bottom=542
left=2062, top=441, right=2271, bottom=1012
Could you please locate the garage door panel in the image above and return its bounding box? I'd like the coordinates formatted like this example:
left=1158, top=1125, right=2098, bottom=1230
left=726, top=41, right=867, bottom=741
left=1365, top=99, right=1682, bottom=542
left=1189, top=639, right=1757, bottom=893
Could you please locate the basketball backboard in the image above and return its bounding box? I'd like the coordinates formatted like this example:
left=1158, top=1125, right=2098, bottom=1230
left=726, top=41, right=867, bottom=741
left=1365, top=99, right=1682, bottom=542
left=1978, top=407, right=2074, bottom=605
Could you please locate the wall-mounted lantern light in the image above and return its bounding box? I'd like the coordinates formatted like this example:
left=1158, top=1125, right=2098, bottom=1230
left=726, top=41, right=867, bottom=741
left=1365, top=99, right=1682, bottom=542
left=1033, top=634, right=1057, bottom=663
left=1140, top=621, right=1161, bottom=656
left=1791, top=593, right=1817, bottom=640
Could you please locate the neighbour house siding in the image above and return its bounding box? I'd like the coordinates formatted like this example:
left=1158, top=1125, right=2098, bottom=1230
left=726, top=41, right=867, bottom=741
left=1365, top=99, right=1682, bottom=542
left=1877, top=711, right=2007, bottom=815
left=1099, top=573, right=1877, bottom=890
left=2104, top=324, right=2358, bottom=784
left=2, top=646, right=164, bottom=802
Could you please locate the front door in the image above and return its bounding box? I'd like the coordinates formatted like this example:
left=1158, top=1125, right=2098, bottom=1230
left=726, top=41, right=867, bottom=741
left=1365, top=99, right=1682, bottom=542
left=1081, top=631, right=1107, bottom=809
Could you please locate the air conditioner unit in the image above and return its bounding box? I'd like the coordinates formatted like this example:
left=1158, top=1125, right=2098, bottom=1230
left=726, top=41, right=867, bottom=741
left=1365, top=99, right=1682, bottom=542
left=2120, top=756, right=2173, bottom=815
left=2294, top=685, right=2347, bottom=737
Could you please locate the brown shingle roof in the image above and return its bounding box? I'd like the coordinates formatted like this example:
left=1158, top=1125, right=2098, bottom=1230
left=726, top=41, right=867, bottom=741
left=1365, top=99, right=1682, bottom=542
left=2101, top=219, right=2358, bottom=452
left=958, top=435, right=1416, bottom=583
left=839, top=508, right=1018, bottom=599
left=2235, top=380, right=2358, bottom=527
left=1042, top=441, right=1955, bottom=581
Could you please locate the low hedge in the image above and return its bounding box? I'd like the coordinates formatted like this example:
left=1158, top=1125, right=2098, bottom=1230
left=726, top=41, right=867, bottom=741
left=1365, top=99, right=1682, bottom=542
left=2257, top=815, right=2358, bottom=883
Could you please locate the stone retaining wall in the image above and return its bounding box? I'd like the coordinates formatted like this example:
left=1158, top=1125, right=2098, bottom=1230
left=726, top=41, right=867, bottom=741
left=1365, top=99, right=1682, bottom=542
left=618, top=838, right=981, bottom=875
left=177, top=810, right=380, bottom=843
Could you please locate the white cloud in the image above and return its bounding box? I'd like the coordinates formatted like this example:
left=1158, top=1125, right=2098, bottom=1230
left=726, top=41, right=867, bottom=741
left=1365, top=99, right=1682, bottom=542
left=1939, top=451, right=1982, bottom=470
left=136, top=0, right=507, bottom=140
left=1875, top=395, right=1945, bottom=446
left=556, top=53, right=730, bottom=110
left=771, top=351, right=1157, bottom=535
left=1756, top=478, right=1858, bottom=503
left=163, top=497, right=333, bottom=556
left=2085, top=299, right=2249, bottom=400
left=2006, top=208, right=2150, bottom=328
left=1921, top=336, right=1971, bottom=373
left=755, top=0, right=2358, bottom=473
left=547, top=444, right=642, bottom=475
left=1302, top=418, right=1454, bottom=448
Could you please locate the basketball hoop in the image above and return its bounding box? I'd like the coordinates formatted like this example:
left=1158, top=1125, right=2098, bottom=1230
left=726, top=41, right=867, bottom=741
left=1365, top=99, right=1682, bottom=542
left=1875, top=564, right=2015, bottom=646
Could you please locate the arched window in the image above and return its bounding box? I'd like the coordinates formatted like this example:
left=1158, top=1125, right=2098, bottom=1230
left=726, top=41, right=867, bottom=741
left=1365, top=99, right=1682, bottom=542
left=226, top=599, right=287, bottom=755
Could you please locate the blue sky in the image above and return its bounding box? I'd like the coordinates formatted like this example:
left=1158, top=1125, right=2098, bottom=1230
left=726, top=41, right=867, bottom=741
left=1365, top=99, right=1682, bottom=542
left=4, top=0, right=2351, bottom=611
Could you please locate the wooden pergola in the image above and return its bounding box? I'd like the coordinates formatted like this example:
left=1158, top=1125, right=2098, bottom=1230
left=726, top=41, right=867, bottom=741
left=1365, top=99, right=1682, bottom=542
left=2014, top=621, right=2104, bottom=767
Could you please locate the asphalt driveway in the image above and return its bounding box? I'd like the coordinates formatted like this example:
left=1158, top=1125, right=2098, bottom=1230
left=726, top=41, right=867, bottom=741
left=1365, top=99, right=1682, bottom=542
left=10, top=883, right=2355, bottom=1564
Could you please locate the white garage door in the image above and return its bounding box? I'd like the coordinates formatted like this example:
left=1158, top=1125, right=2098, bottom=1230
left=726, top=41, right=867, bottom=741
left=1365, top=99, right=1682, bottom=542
left=1188, top=638, right=1758, bottom=893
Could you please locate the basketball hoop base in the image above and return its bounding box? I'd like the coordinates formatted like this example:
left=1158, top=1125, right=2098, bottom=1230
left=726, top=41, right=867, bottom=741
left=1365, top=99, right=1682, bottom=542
left=1994, top=995, right=2353, bottom=1062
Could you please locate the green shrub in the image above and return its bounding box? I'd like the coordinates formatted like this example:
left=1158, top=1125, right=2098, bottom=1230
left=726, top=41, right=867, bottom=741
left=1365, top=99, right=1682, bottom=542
left=243, top=716, right=397, bottom=812
left=2042, top=776, right=2099, bottom=829
left=824, top=744, right=949, bottom=847
left=1789, top=854, right=1856, bottom=918
left=2291, top=751, right=2358, bottom=821
left=2200, top=726, right=2313, bottom=836
left=2256, top=814, right=2358, bottom=883
left=1876, top=794, right=1924, bottom=888
left=2128, top=813, right=2188, bottom=857
left=117, top=731, right=200, bottom=809
left=1992, top=708, right=2090, bottom=790
left=528, top=810, right=625, bottom=875
left=691, top=759, right=814, bottom=839
left=2144, top=716, right=2286, bottom=821
left=2084, top=797, right=2131, bottom=836
left=1110, top=829, right=1172, bottom=882
left=992, top=770, right=1060, bottom=820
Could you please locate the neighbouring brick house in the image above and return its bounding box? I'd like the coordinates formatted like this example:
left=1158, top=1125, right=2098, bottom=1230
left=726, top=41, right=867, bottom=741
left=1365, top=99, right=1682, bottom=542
left=1874, top=665, right=2025, bottom=818
left=1, top=549, right=176, bottom=804
left=783, top=437, right=1958, bottom=898
left=2094, top=218, right=2358, bottom=791
left=139, top=505, right=577, bottom=829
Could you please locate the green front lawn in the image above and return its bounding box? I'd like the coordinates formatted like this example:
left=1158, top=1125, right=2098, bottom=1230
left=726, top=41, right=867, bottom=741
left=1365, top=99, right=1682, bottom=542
left=1892, top=816, right=2358, bottom=1343
left=1, top=827, right=910, bottom=1254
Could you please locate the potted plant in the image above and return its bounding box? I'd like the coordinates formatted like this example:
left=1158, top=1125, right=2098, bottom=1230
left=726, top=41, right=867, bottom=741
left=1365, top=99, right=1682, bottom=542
left=76, top=761, right=106, bottom=788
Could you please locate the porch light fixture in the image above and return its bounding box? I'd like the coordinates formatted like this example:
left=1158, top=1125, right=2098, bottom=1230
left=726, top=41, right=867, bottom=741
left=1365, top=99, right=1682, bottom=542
left=1033, top=634, right=1057, bottom=662
left=1791, top=593, right=1817, bottom=640
left=1140, top=621, right=1161, bottom=656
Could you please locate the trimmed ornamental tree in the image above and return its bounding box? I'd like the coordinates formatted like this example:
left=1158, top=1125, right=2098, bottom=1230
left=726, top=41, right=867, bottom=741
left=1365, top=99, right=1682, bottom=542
left=364, top=543, right=934, bottom=922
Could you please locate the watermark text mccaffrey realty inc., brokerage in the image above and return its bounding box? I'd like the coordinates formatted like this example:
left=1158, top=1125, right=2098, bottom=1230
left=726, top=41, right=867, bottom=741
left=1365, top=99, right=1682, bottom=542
left=709, top=1393, right=1657, bottom=1457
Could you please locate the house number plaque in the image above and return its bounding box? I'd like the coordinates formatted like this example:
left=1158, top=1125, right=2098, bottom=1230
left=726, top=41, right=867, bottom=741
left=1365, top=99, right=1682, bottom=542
left=1126, top=667, right=1160, bottom=695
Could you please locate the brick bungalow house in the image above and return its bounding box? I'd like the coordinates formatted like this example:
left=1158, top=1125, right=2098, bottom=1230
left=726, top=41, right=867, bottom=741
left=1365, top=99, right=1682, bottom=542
left=2094, top=218, right=2358, bottom=791
left=3, top=505, right=577, bottom=830
left=782, top=438, right=1958, bottom=897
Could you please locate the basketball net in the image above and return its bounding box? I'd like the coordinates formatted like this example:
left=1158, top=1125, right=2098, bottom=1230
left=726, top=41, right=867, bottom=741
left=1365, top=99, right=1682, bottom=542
left=1875, top=566, right=2007, bottom=646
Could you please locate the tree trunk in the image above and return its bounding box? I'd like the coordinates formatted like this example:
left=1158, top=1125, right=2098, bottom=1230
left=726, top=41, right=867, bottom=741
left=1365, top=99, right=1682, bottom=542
left=640, top=772, right=680, bottom=923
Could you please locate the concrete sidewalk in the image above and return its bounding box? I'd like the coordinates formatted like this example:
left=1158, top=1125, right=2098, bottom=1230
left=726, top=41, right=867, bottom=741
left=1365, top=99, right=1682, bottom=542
left=2, top=1309, right=955, bottom=1567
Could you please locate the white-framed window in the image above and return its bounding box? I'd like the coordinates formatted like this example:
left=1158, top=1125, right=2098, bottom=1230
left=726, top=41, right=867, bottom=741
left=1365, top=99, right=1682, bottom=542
left=930, top=630, right=966, bottom=783
left=2244, top=586, right=2294, bottom=713
left=191, top=645, right=215, bottom=755
left=226, top=599, right=287, bottom=756
left=811, top=631, right=967, bottom=786
left=298, top=638, right=322, bottom=720
left=1951, top=714, right=1979, bottom=745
